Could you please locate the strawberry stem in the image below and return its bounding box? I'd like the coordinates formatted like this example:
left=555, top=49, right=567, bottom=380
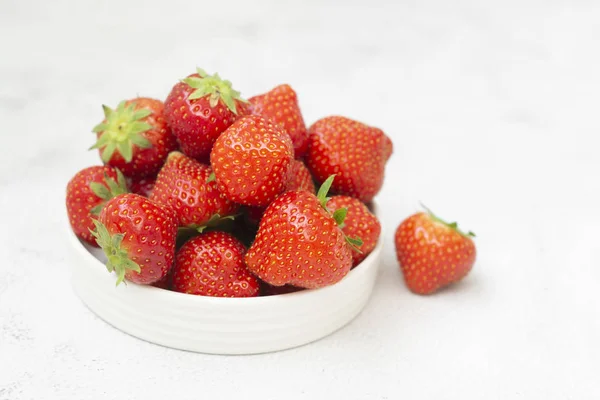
left=421, top=203, right=476, bottom=238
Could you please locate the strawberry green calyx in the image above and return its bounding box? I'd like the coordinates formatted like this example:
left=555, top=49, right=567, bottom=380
left=421, top=204, right=476, bottom=238
left=89, top=169, right=129, bottom=215
left=183, top=68, right=247, bottom=115
left=177, top=213, right=238, bottom=237
left=317, top=174, right=336, bottom=210
left=318, top=175, right=364, bottom=253
left=90, top=101, right=153, bottom=163
left=193, top=213, right=238, bottom=233
left=90, top=219, right=140, bottom=286
left=345, top=236, right=364, bottom=253
left=332, top=207, right=348, bottom=227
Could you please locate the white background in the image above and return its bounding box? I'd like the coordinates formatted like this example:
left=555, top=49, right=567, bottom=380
left=1, top=0, right=599, bottom=398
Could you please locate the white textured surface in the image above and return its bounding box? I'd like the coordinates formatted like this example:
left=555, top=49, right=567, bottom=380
left=1, top=0, right=599, bottom=398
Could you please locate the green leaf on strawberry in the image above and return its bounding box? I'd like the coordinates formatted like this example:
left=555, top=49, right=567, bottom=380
left=316, top=174, right=336, bottom=210
left=194, top=213, right=238, bottom=233
left=89, top=169, right=128, bottom=215
left=344, top=236, right=364, bottom=253
left=90, top=100, right=153, bottom=163
left=420, top=203, right=476, bottom=238
left=332, top=207, right=347, bottom=227
left=90, top=219, right=141, bottom=286
left=316, top=175, right=364, bottom=254
left=182, top=68, right=247, bottom=115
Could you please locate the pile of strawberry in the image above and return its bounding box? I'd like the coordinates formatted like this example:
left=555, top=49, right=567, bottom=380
left=67, top=68, right=478, bottom=296
left=66, top=68, right=392, bottom=297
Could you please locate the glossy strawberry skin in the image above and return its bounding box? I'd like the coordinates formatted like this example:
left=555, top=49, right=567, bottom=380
left=245, top=191, right=352, bottom=289
left=98, top=194, right=177, bottom=285
left=327, top=196, right=381, bottom=267
left=210, top=115, right=294, bottom=207
left=244, top=160, right=315, bottom=227
left=129, top=177, right=155, bottom=198
left=172, top=232, right=259, bottom=297
left=150, top=152, right=239, bottom=227
left=66, top=166, right=121, bottom=246
left=394, top=212, right=476, bottom=295
left=96, top=98, right=178, bottom=178
left=306, top=116, right=392, bottom=202
left=249, top=84, right=308, bottom=158
left=164, top=74, right=244, bottom=162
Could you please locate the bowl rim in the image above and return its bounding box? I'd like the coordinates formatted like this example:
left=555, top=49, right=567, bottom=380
left=68, top=203, right=382, bottom=305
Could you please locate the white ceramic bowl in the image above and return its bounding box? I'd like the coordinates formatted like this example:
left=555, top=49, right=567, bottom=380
left=67, top=208, right=382, bottom=355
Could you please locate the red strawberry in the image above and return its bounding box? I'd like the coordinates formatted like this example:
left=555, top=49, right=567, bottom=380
left=129, top=177, right=155, bottom=197
left=249, top=84, right=308, bottom=158
left=394, top=208, right=476, bottom=295
left=327, top=196, right=381, bottom=267
left=210, top=115, right=294, bottom=207
left=92, top=193, right=178, bottom=285
left=66, top=166, right=128, bottom=246
left=91, top=97, right=177, bottom=178
left=172, top=231, right=259, bottom=297
left=164, top=68, right=247, bottom=162
left=150, top=151, right=239, bottom=228
left=243, top=160, right=315, bottom=227
left=306, top=116, right=392, bottom=202
left=285, top=159, right=315, bottom=193
left=260, top=282, right=304, bottom=296
left=245, top=176, right=354, bottom=289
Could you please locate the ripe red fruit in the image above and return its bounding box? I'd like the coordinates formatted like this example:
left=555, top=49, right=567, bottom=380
left=327, top=196, right=381, bottom=267
left=90, top=98, right=177, bottom=178
left=306, top=116, right=392, bottom=202
left=249, top=84, right=308, bottom=158
left=129, top=177, right=155, bottom=197
left=172, top=231, right=259, bottom=297
left=394, top=208, right=476, bottom=295
left=245, top=176, right=353, bottom=289
left=210, top=115, right=294, bottom=207
left=150, top=151, right=239, bottom=228
left=91, top=193, right=178, bottom=285
left=243, top=160, right=315, bottom=227
left=164, top=68, right=247, bottom=162
left=66, top=166, right=128, bottom=246
left=285, top=159, right=315, bottom=193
